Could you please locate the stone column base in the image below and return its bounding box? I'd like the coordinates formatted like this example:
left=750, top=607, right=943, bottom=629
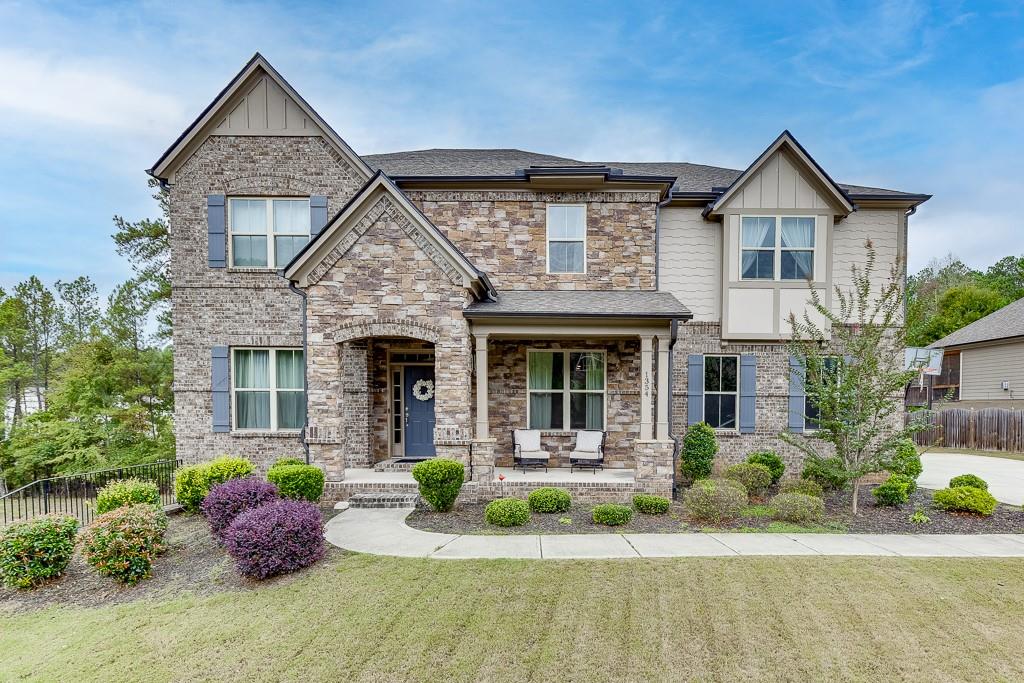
left=634, top=439, right=675, bottom=498
left=470, top=438, right=497, bottom=484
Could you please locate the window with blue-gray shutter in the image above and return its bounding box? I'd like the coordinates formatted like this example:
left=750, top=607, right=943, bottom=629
left=788, top=355, right=805, bottom=433
left=739, top=354, right=756, bottom=433
left=207, top=194, right=226, bottom=268
left=310, top=195, right=328, bottom=238
left=211, top=346, right=230, bottom=432
left=687, top=354, right=703, bottom=426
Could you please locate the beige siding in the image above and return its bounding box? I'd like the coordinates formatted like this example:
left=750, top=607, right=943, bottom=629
left=214, top=73, right=313, bottom=134
left=831, top=208, right=902, bottom=317
left=658, top=207, right=720, bottom=320
left=961, top=342, right=1024, bottom=401
left=720, top=150, right=831, bottom=211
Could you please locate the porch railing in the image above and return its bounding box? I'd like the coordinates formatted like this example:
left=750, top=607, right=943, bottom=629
left=1, top=459, right=181, bottom=527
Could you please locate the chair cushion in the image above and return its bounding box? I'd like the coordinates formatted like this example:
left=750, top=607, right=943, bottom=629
left=570, top=450, right=602, bottom=461
left=514, top=429, right=542, bottom=451
left=519, top=450, right=550, bottom=461
left=574, top=430, right=603, bottom=452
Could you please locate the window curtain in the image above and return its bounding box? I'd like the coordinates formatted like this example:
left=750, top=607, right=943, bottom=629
left=235, top=350, right=270, bottom=429
left=275, top=350, right=305, bottom=430
left=741, top=217, right=775, bottom=277
left=781, top=218, right=814, bottom=247
left=528, top=353, right=555, bottom=428
left=571, top=352, right=604, bottom=429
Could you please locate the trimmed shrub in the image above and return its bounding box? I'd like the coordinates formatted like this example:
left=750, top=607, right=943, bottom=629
left=888, top=439, right=923, bottom=480
left=267, top=464, right=325, bottom=502
left=174, top=456, right=255, bottom=513
left=527, top=487, right=571, bottom=513
left=770, top=492, right=824, bottom=524
left=484, top=498, right=530, bottom=527
left=224, top=499, right=325, bottom=579
left=950, top=474, right=988, bottom=491
left=0, top=516, right=79, bottom=589
left=411, top=459, right=465, bottom=512
left=633, top=494, right=671, bottom=514
left=592, top=503, right=633, bottom=526
left=206, top=456, right=255, bottom=487
left=723, top=463, right=773, bottom=496
left=680, top=422, right=718, bottom=482
left=746, top=450, right=785, bottom=483
left=96, top=478, right=161, bottom=515
left=201, top=478, right=279, bottom=540
left=801, top=456, right=848, bottom=490
left=872, top=474, right=913, bottom=506
left=270, top=457, right=306, bottom=470
left=779, top=478, right=824, bottom=498
left=932, top=486, right=997, bottom=516
left=683, top=479, right=747, bottom=523
left=80, top=504, right=169, bottom=585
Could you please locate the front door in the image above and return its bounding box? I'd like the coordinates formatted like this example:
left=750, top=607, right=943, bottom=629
left=403, top=365, right=436, bottom=458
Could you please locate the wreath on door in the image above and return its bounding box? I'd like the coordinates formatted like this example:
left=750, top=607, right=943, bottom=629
left=412, top=379, right=435, bottom=402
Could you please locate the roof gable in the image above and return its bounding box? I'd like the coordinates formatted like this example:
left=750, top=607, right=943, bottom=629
left=149, top=53, right=371, bottom=183
left=708, top=131, right=855, bottom=216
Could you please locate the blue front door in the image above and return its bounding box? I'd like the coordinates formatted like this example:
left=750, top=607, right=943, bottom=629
left=403, top=365, right=436, bottom=458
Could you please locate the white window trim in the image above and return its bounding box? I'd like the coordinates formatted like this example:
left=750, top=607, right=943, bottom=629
left=740, top=215, right=816, bottom=282
left=545, top=204, right=587, bottom=274
left=228, top=197, right=311, bottom=269
left=231, top=347, right=304, bottom=432
left=703, top=354, right=739, bottom=432
left=526, top=349, right=606, bottom=431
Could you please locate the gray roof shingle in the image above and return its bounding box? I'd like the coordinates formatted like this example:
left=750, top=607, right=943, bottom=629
left=363, top=148, right=922, bottom=198
left=929, top=297, right=1024, bottom=349
left=464, top=290, right=692, bottom=319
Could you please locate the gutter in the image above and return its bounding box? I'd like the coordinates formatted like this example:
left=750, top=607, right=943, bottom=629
left=287, top=281, right=311, bottom=465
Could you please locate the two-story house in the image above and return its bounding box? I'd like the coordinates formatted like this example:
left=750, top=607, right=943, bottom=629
left=150, top=54, right=929, bottom=502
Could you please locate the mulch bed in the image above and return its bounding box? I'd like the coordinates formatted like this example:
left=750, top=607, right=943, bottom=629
left=0, top=509, right=345, bottom=614
left=406, top=484, right=1024, bottom=535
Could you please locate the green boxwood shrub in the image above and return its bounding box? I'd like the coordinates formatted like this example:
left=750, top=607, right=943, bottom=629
left=746, top=450, right=785, bottom=483
left=932, top=486, right=997, bottom=516
left=683, top=479, right=747, bottom=523
left=872, top=474, right=913, bottom=506
left=592, top=503, right=633, bottom=526
left=949, top=474, right=988, bottom=490
left=485, top=498, right=530, bottom=527
left=527, top=487, right=571, bottom=513
left=770, top=492, right=824, bottom=523
left=80, top=504, right=169, bottom=585
left=267, top=463, right=325, bottom=502
left=723, top=463, right=773, bottom=496
left=270, top=457, right=306, bottom=469
left=0, top=515, right=79, bottom=589
left=681, top=422, right=718, bottom=481
left=801, top=456, right=848, bottom=490
left=779, top=478, right=824, bottom=498
left=888, top=439, right=922, bottom=480
left=632, top=494, right=670, bottom=514
left=174, top=456, right=255, bottom=513
left=96, top=478, right=161, bottom=515
left=411, top=459, right=465, bottom=512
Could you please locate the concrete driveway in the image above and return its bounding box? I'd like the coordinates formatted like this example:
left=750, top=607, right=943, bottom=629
left=920, top=452, right=1024, bottom=505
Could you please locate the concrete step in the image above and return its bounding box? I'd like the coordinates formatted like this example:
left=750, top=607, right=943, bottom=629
left=347, top=492, right=420, bottom=509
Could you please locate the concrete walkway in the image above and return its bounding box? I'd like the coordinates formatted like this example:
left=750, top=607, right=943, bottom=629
left=921, top=452, right=1024, bottom=505
left=324, top=508, right=1024, bottom=559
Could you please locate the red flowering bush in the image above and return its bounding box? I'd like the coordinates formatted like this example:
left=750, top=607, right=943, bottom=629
left=223, top=500, right=325, bottom=579
left=201, top=478, right=279, bottom=540
left=80, top=504, right=168, bottom=585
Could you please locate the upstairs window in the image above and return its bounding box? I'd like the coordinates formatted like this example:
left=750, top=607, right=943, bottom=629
left=546, top=205, right=586, bottom=273
left=741, top=215, right=816, bottom=281
left=741, top=217, right=776, bottom=280
left=229, top=198, right=310, bottom=268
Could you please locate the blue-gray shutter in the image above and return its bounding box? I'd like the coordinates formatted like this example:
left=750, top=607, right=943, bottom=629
left=310, top=195, right=328, bottom=237
left=687, top=354, right=704, bottom=426
left=788, top=355, right=805, bottom=433
left=212, top=346, right=230, bottom=432
left=207, top=194, right=226, bottom=268
left=739, top=354, right=756, bottom=434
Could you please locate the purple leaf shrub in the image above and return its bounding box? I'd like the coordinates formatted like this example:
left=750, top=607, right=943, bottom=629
left=223, top=499, right=325, bottom=579
left=200, top=477, right=279, bottom=540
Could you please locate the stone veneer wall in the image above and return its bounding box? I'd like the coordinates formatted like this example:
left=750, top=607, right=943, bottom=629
left=170, top=135, right=365, bottom=472
left=406, top=191, right=659, bottom=291
left=484, top=339, right=642, bottom=469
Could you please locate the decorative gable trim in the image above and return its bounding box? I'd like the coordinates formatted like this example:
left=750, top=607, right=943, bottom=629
left=707, top=131, right=854, bottom=217
left=148, top=53, right=371, bottom=184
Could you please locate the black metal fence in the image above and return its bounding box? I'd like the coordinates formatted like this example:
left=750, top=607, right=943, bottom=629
left=1, top=459, right=181, bottom=527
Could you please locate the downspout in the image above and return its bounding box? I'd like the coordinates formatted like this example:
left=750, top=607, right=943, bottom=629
left=668, top=318, right=680, bottom=495
left=288, top=281, right=311, bottom=465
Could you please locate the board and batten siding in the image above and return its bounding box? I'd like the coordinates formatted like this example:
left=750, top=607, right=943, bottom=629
left=659, top=207, right=721, bottom=321
left=960, top=341, right=1024, bottom=401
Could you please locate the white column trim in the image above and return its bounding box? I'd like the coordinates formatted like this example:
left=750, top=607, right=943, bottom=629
left=474, top=333, right=489, bottom=440
left=656, top=334, right=671, bottom=440
left=639, top=334, right=654, bottom=440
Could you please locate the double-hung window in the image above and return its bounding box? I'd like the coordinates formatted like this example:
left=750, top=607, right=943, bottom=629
left=527, top=350, right=605, bottom=430
left=741, top=215, right=815, bottom=281
left=703, top=355, right=738, bottom=430
left=805, top=356, right=840, bottom=430
left=546, top=205, right=586, bottom=273
left=232, top=348, right=305, bottom=431
left=229, top=198, right=310, bottom=268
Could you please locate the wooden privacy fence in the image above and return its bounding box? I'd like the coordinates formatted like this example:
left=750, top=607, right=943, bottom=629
left=908, top=408, right=1024, bottom=453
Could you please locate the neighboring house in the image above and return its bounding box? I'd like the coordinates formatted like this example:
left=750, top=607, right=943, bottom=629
left=928, top=297, right=1024, bottom=408
left=149, top=54, right=929, bottom=501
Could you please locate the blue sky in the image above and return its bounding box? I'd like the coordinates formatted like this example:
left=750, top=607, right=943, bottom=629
left=1, top=0, right=1022, bottom=297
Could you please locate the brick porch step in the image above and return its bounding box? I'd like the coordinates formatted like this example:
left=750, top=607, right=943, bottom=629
left=372, top=458, right=425, bottom=473
left=347, top=492, right=420, bottom=509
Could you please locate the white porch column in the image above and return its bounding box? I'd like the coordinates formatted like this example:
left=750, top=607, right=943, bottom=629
left=656, top=334, right=671, bottom=440
left=474, top=333, right=489, bottom=440
left=639, top=334, right=654, bottom=440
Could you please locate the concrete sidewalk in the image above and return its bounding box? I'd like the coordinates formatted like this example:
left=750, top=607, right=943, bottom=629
left=324, top=508, right=1024, bottom=559
left=921, top=452, right=1024, bottom=505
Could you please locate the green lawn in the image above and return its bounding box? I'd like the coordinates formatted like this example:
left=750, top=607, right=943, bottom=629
left=4, top=553, right=1024, bottom=682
